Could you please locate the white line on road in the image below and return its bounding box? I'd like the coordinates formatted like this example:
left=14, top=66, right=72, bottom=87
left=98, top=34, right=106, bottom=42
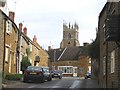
left=69, top=80, right=80, bottom=88
left=28, top=86, right=36, bottom=88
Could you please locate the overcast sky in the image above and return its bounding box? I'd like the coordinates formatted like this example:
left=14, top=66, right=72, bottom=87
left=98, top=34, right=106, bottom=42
left=7, top=0, right=107, bottom=50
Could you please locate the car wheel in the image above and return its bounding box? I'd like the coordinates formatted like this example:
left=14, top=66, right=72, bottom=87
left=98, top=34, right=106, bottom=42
left=48, top=77, right=52, bottom=81
left=85, top=77, right=87, bottom=79
left=59, top=76, right=62, bottom=79
left=23, top=77, right=28, bottom=83
left=41, top=76, right=45, bottom=83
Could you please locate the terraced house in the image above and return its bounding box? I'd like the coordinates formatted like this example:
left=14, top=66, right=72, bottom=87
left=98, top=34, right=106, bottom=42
left=0, top=9, right=49, bottom=75
left=17, top=23, right=49, bottom=74
left=98, top=2, right=120, bottom=88
left=0, top=10, right=18, bottom=74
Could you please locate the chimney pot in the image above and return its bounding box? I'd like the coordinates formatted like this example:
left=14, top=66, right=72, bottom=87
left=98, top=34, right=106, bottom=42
left=33, top=35, right=37, bottom=44
left=23, top=27, right=27, bottom=35
left=48, top=46, right=52, bottom=51
left=9, top=11, right=15, bottom=22
left=83, top=42, right=89, bottom=47
left=19, top=23, right=23, bottom=31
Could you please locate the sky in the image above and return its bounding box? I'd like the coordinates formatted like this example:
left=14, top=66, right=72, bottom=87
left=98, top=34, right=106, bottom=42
left=7, top=0, right=107, bottom=50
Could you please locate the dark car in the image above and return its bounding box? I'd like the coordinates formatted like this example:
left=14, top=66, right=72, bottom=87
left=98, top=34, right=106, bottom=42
left=23, top=66, right=45, bottom=83
left=42, top=67, right=52, bottom=81
left=85, top=71, right=91, bottom=79
left=51, top=70, right=63, bottom=79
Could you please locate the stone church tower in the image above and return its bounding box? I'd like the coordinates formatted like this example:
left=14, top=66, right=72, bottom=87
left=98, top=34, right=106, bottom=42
left=60, top=22, right=80, bottom=48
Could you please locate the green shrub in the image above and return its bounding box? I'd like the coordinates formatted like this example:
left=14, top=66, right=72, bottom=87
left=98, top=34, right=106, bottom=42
left=5, top=74, right=23, bottom=81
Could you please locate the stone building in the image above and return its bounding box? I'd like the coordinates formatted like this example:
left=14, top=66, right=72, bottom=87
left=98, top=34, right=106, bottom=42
left=17, top=24, right=49, bottom=74
left=98, top=2, right=120, bottom=88
left=48, top=22, right=90, bottom=77
left=0, top=10, right=18, bottom=74
left=60, top=22, right=80, bottom=48
left=0, top=9, right=49, bottom=75
left=48, top=46, right=90, bottom=77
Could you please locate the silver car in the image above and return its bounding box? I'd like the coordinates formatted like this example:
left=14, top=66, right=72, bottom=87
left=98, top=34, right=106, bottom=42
left=42, top=67, right=52, bottom=81
left=51, top=70, right=63, bottom=79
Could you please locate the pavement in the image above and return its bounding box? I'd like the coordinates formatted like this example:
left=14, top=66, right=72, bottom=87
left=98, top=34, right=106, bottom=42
left=2, top=78, right=23, bottom=88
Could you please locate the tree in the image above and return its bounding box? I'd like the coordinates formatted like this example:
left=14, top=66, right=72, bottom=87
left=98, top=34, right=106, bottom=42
left=88, top=39, right=100, bottom=59
left=21, top=56, right=31, bottom=74
left=88, top=38, right=100, bottom=78
left=21, top=48, right=31, bottom=74
left=26, top=48, right=31, bottom=57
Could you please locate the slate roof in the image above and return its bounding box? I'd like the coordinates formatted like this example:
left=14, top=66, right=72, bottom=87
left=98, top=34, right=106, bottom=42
left=59, top=46, right=82, bottom=61
left=47, top=48, right=65, bottom=62
left=47, top=46, right=89, bottom=62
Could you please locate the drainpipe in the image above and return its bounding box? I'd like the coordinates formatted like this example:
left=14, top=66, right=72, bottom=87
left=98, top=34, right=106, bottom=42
left=106, top=41, right=108, bottom=88
left=3, top=19, right=6, bottom=78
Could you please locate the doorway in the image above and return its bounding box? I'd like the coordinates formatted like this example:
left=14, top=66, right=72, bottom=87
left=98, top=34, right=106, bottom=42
left=73, top=67, right=77, bottom=77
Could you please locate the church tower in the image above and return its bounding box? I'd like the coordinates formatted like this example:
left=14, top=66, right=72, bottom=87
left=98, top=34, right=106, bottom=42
left=60, top=22, right=80, bottom=48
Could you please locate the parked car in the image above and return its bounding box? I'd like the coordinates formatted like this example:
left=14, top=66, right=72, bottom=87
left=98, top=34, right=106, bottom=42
left=42, top=67, right=52, bottom=81
left=85, top=71, right=91, bottom=79
left=51, top=70, right=63, bottom=79
left=23, top=66, right=45, bottom=83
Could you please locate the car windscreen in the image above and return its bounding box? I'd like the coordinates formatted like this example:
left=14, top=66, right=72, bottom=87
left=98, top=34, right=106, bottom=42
left=43, top=68, right=49, bottom=73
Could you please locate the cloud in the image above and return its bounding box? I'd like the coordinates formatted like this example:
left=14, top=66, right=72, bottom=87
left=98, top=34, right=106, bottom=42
left=7, top=0, right=107, bottom=49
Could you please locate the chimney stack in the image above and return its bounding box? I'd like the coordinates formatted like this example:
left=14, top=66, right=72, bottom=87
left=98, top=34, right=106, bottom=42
left=19, top=23, right=23, bottom=31
left=83, top=42, right=89, bottom=47
left=23, top=27, right=27, bottom=35
left=33, top=35, right=37, bottom=44
left=9, top=11, right=15, bottom=22
left=48, top=46, right=52, bottom=51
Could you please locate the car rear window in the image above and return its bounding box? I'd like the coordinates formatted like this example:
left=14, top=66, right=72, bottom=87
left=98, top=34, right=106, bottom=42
left=27, top=66, right=42, bottom=71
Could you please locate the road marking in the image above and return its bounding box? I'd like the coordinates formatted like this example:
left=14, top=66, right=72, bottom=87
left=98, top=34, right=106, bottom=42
left=28, top=86, right=36, bottom=88
left=69, top=80, right=79, bottom=88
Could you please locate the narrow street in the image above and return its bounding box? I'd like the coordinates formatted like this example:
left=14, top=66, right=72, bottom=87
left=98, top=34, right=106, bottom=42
left=3, top=77, right=100, bottom=89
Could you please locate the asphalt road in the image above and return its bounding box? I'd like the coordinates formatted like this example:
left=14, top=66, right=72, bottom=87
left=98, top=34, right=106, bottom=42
left=3, top=77, right=100, bottom=89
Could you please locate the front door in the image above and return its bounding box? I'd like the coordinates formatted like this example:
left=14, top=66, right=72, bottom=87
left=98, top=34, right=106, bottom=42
left=73, top=67, right=77, bottom=77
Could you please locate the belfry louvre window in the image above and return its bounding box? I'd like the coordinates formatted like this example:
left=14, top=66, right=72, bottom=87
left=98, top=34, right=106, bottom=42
left=110, top=50, right=115, bottom=73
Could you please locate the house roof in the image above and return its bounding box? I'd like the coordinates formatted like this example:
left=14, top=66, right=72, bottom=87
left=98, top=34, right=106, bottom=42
left=59, top=46, right=82, bottom=61
left=47, top=48, right=65, bottom=62
left=47, top=46, right=88, bottom=62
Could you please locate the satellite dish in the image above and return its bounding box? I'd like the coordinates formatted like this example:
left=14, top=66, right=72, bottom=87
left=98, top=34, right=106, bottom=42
left=0, top=0, right=6, bottom=7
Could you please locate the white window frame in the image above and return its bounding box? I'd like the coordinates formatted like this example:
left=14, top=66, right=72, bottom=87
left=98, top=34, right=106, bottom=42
left=6, top=20, right=12, bottom=34
left=111, top=50, right=115, bottom=73
left=58, top=66, right=73, bottom=74
left=29, top=44, right=32, bottom=52
left=15, top=33, right=18, bottom=42
left=5, top=47, right=9, bottom=62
